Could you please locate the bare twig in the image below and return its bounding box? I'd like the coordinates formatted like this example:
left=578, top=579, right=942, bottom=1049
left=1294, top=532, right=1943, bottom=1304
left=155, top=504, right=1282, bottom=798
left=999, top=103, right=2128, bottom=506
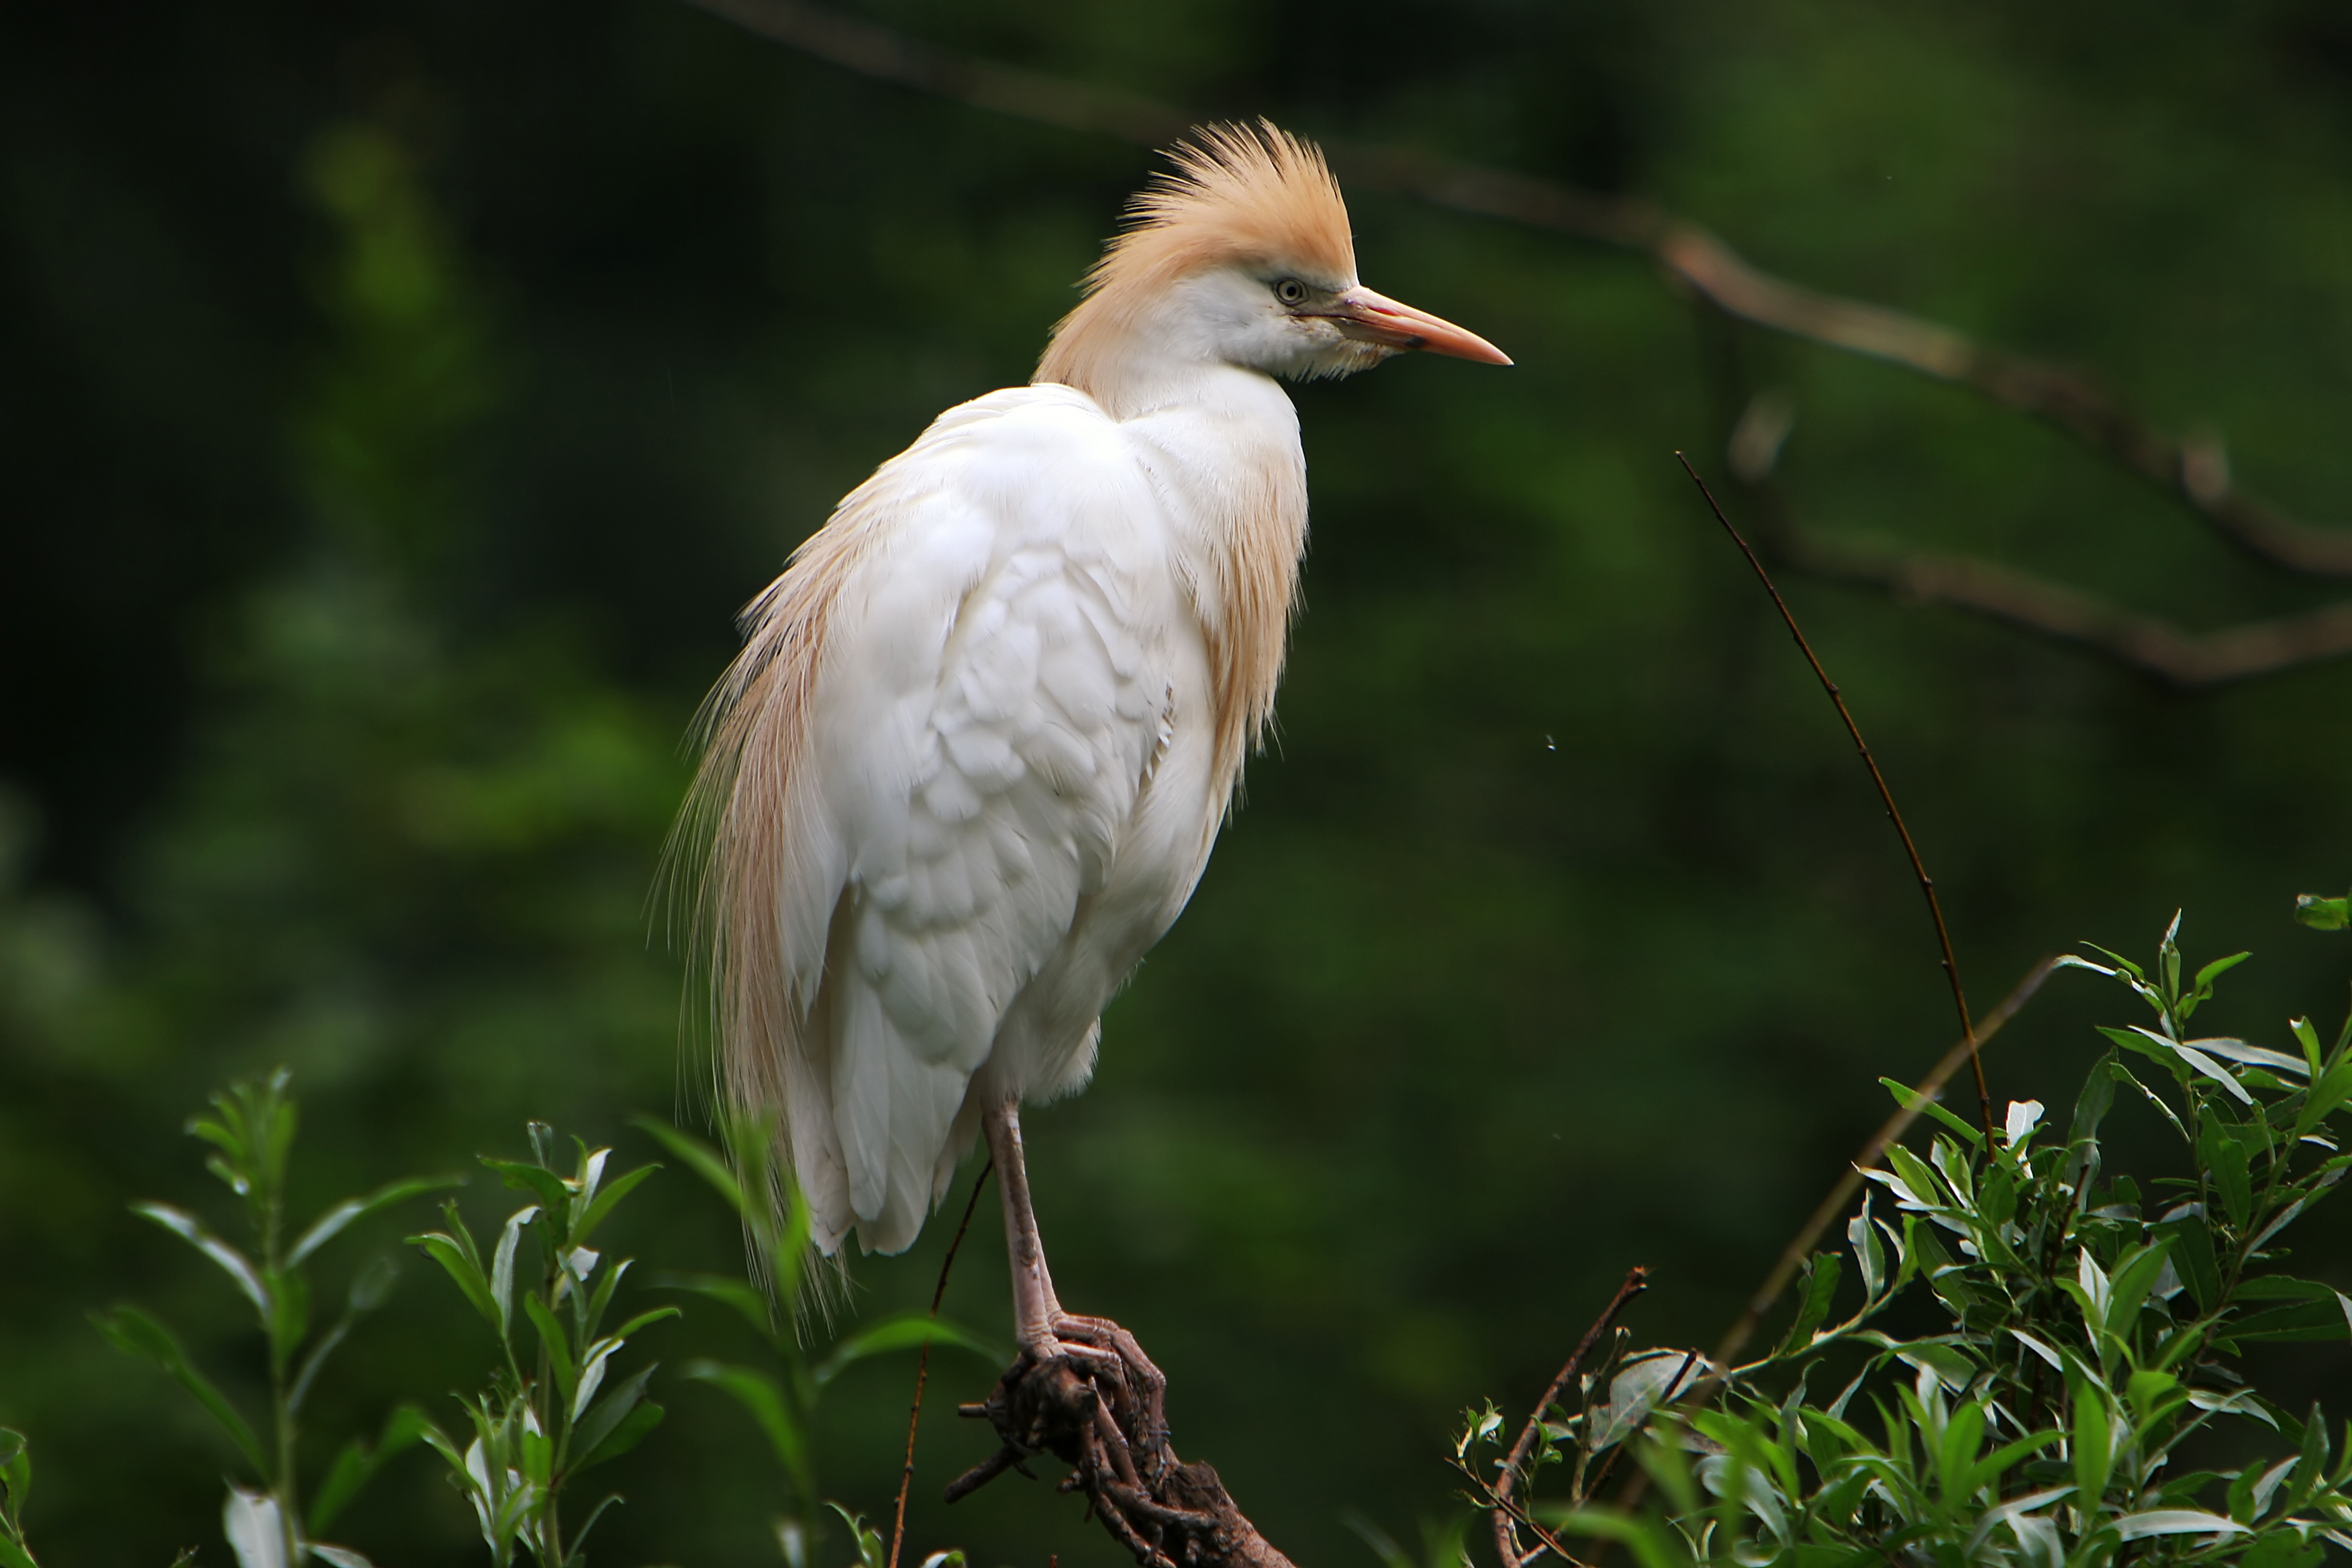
left=1675, top=452, right=1992, bottom=1140
left=679, top=0, right=2352, bottom=592
left=1489, top=1268, right=1649, bottom=1568
left=1462, top=1474, right=1596, bottom=1568
left=887, top=1159, right=995, bottom=1568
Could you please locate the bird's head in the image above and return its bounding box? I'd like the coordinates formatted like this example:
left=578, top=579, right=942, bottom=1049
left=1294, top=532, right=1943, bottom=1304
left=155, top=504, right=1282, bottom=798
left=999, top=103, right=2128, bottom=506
left=1038, top=121, right=1509, bottom=407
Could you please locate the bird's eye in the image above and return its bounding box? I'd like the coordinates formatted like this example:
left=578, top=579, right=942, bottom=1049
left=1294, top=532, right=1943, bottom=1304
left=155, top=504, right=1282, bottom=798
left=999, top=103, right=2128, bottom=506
left=1273, top=278, right=1308, bottom=305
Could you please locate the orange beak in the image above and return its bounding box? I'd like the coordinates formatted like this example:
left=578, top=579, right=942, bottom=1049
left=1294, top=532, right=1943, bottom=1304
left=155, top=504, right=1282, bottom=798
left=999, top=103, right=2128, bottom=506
left=1318, top=286, right=1512, bottom=364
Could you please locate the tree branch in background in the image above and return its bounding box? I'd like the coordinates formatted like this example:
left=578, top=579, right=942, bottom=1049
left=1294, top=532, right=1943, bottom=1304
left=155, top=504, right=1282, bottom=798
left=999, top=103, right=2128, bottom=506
left=1716, top=373, right=2352, bottom=690
left=1787, top=532, right=2352, bottom=689
left=680, top=0, right=2352, bottom=614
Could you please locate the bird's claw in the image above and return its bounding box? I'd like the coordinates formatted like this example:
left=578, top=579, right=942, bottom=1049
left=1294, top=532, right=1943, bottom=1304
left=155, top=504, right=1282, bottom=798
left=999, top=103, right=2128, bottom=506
left=948, top=1308, right=1293, bottom=1568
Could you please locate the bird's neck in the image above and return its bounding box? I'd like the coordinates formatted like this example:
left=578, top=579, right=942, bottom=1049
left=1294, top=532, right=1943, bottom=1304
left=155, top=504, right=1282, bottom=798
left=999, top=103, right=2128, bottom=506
left=1109, top=364, right=1310, bottom=803
left=1035, top=287, right=1312, bottom=796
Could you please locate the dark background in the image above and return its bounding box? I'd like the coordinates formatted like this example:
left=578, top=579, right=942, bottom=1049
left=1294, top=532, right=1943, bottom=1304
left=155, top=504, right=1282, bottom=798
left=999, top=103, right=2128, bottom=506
left=4, top=0, right=2351, bottom=1562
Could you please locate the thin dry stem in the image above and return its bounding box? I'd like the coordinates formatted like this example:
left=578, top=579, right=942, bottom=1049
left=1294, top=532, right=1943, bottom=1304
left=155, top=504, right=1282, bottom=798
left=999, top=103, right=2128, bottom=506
left=887, top=1160, right=995, bottom=1568
left=1488, top=1269, right=1648, bottom=1568
left=1675, top=453, right=1992, bottom=1140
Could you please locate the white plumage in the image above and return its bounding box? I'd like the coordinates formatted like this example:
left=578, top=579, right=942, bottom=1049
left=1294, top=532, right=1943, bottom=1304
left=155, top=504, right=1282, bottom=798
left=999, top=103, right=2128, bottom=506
left=685, top=121, right=1505, bottom=1346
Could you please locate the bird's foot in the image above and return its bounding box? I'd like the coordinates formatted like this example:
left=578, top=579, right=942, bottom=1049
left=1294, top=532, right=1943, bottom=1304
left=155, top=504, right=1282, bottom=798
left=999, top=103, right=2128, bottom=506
left=945, top=1310, right=1294, bottom=1568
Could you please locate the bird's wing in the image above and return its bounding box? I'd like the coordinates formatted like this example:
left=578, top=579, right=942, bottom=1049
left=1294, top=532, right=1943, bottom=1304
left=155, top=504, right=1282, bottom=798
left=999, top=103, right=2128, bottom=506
left=742, top=385, right=1177, bottom=1255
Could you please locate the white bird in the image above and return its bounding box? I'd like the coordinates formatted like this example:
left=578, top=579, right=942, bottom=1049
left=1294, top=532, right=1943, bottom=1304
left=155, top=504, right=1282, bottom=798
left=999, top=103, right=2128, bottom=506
left=684, top=121, right=1507, bottom=1356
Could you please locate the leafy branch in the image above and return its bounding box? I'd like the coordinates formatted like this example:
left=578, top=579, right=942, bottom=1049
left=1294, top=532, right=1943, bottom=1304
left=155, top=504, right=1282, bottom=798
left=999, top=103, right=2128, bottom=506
left=1463, top=904, right=2352, bottom=1568
left=94, top=1069, right=458, bottom=1568
left=407, top=1124, right=675, bottom=1567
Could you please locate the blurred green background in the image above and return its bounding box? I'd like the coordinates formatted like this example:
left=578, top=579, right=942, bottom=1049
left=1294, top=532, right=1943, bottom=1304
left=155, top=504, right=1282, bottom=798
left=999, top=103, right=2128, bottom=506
left=5, top=0, right=2351, bottom=1561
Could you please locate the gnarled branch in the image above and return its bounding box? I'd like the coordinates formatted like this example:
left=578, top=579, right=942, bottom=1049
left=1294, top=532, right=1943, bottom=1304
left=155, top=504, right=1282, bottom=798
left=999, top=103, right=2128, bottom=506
left=948, top=1314, right=1296, bottom=1568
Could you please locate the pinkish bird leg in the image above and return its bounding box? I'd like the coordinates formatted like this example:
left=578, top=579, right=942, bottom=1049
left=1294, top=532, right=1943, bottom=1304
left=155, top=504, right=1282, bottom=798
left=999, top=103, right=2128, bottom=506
left=981, top=1099, right=1132, bottom=1377
left=983, top=1098, right=1069, bottom=1351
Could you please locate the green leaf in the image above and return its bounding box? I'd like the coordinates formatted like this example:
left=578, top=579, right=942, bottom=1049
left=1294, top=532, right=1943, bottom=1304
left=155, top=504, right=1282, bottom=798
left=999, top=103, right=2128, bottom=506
left=264, top=1265, right=309, bottom=1367
left=2199, top=1113, right=2256, bottom=1229
left=2126, top=1369, right=2185, bottom=1432
left=408, top=1229, right=500, bottom=1332
left=130, top=1204, right=270, bottom=1320
left=2162, top=1036, right=2255, bottom=1104
left=2071, top=1054, right=2118, bottom=1145
left=1881, top=1143, right=1948, bottom=1212
left=1847, top=1195, right=1886, bottom=1301
left=2189, top=1038, right=2308, bottom=1079
left=2293, top=1018, right=2326, bottom=1080
left=1961, top=1429, right=2063, bottom=1498
left=1775, top=1254, right=1842, bottom=1358
left=2227, top=1299, right=2349, bottom=1342
left=524, top=1293, right=579, bottom=1406
left=570, top=1491, right=627, bottom=1553
left=2298, top=1059, right=2352, bottom=1136
left=1936, top=1398, right=1986, bottom=1502
left=2194, top=950, right=2253, bottom=989
left=652, top=1271, right=773, bottom=1340
left=812, top=1312, right=1008, bottom=1387
left=605, top=1306, right=683, bottom=1344
left=291, top=1175, right=463, bottom=1266
left=1535, top=1507, right=1689, bottom=1568
left=2157, top=1216, right=2222, bottom=1314
left=571, top=1364, right=663, bottom=1472
left=2101, top=1026, right=2183, bottom=1075
left=2072, top=1377, right=2112, bottom=1507
left=572, top=1162, right=658, bottom=1247
left=829, top=1504, right=887, bottom=1568
left=91, top=1307, right=266, bottom=1475
left=1976, top=1160, right=2018, bottom=1230
left=632, top=1116, right=748, bottom=1215
left=307, top=1404, right=432, bottom=1535
left=1, top=1424, right=32, bottom=1533
left=2106, top=1236, right=2176, bottom=1340
left=1879, top=1079, right=1983, bottom=1148
left=481, top=1157, right=571, bottom=1219
left=683, top=1361, right=812, bottom=1493
left=2111, top=1510, right=2251, bottom=1540
left=2294, top=894, right=2349, bottom=932
left=2111, top=1061, right=2190, bottom=1144
left=489, top=1205, right=535, bottom=1336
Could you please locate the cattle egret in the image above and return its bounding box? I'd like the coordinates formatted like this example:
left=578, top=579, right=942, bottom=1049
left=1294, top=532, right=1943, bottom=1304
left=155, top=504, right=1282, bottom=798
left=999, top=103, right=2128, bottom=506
left=685, top=121, right=1507, bottom=1356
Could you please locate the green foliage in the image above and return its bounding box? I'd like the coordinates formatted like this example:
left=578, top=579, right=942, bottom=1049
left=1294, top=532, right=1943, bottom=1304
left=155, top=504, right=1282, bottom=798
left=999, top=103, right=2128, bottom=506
left=634, top=1116, right=1001, bottom=1563
left=93, top=1070, right=455, bottom=1567
left=0, top=1427, right=36, bottom=1568
left=1465, top=908, right=2352, bottom=1568
left=407, top=1125, right=675, bottom=1567
left=11, top=6, right=2352, bottom=1563
left=9, top=1077, right=1000, bottom=1565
